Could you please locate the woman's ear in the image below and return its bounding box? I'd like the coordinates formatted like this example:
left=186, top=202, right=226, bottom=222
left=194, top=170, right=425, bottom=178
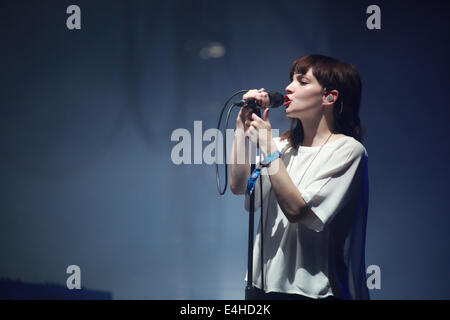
left=323, top=89, right=339, bottom=104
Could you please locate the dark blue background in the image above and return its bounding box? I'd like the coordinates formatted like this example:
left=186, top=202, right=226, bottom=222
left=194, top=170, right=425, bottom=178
left=1, top=0, right=449, bottom=299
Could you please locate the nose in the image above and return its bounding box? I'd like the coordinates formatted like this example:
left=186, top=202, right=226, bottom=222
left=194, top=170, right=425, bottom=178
left=285, top=83, right=293, bottom=94
left=285, top=79, right=296, bottom=93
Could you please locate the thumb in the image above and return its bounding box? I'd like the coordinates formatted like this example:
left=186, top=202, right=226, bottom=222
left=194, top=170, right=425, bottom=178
left=263, top=108, right=270, bottom=122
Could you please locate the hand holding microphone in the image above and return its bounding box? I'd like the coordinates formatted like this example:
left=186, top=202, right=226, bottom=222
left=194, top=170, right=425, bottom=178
left=235, top=88, right=283, bottom=130
left=234, top=88, right=284, bottom=109
left=222, top=87, right=282, bottom=195
left=236, top=88, right=268, bottom=131
left=236, top=88, right=282, bottom=156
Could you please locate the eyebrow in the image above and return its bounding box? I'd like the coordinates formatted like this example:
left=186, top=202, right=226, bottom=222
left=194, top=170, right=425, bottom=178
left=297, top=74, right=311, bottom=80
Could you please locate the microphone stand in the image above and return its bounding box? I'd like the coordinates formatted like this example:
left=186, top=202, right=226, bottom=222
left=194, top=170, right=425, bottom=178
left=218, top=92, right=283, bottom=300
left=245, top=160, right=256, bottom=300
left=245, top=108, right=261, bottom=300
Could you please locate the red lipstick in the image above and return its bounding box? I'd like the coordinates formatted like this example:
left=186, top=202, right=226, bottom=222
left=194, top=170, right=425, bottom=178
left=284, top=95, right=291, bottom=107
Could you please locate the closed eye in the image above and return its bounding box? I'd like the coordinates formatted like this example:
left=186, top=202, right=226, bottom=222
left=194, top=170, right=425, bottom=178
left=296, top=76, right=308, bottom=85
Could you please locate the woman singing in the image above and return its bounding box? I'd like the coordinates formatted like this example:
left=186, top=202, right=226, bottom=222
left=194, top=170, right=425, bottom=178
left=230, top=54, right=370, bottom=300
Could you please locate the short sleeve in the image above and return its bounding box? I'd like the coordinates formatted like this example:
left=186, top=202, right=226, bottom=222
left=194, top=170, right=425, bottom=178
left=298, top=144, right=366, bottom=232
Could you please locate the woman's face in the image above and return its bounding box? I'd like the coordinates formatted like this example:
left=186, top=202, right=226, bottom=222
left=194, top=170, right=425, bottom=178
left=284, top=68, right=325, bottom=118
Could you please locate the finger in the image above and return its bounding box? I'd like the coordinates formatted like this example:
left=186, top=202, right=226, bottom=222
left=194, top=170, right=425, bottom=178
left=256, top=92, right=268, bottom=108
left=245, top=126, right=254, bottom=137
left=250, top=121, right=259, bottom=129
left=243, top=89, right=261, bottom=100
left=251, top=112, right=261, bottom=120
left=251, top=112, right=264, bottom=123
left=263, top=108, right=270, bottom=122
left=243, top=108, right=253, bottom=117
left=250, top=126, right=258, bottom=137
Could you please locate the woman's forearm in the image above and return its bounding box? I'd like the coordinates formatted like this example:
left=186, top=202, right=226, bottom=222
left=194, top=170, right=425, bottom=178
left=265, top=144, right=308, bottom=222
left=230, top=129, right=250, bottom=194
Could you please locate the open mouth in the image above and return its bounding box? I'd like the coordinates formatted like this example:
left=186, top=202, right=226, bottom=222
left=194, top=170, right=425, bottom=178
left=284, top=95, right=292, bottom=107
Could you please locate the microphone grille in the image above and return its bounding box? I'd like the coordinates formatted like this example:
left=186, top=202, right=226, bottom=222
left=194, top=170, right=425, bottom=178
left=268, top=91, right=284, bottom=108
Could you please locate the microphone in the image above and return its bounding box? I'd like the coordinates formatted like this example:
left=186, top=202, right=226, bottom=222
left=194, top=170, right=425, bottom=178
left=233, top=91, right=284, bottom=109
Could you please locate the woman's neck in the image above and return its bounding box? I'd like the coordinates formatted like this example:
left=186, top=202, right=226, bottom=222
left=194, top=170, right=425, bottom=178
left=300, top=116, right=336, bottom=147
left=300, top=109, right=337, bottom=147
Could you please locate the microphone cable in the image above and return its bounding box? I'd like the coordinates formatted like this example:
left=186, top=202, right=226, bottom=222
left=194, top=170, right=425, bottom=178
left=215, top=90, right=266, bottom=292
left=215, top=90, right=248, bottom=195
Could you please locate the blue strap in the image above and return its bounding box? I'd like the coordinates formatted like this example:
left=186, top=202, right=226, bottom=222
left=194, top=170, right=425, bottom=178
left=246, top=151, right=282, bottom=195
left=260, top=151, right=282, bottom=167
left=246, top=167, right=262, bottom=196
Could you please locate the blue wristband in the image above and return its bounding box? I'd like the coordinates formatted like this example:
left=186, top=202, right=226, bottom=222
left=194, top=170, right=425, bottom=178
left=260, top=151, right=282, bottom=167
left=246, top=151, right=282, bottom=195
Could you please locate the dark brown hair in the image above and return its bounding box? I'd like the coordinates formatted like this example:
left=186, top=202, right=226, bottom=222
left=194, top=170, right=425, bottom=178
left=281, top=54, right=366, bottom=150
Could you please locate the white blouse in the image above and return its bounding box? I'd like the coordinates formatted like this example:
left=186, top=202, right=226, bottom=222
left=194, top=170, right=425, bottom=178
left=244, top=135, right=370, bottom=299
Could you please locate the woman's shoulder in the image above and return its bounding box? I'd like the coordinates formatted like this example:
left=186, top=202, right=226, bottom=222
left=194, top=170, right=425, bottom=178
left=334, top=135, right=368, bottom=158
left=273, top=134, right=368, bottom=157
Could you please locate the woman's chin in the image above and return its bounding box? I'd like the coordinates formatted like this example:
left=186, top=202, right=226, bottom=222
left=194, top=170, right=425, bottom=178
left=285, top=113, right=295, bottom=119
left=285, top=108, right=295, bottom=118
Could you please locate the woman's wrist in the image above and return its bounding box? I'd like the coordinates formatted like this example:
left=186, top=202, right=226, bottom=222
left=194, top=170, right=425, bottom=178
left=263, top=139, right=278, bottom=157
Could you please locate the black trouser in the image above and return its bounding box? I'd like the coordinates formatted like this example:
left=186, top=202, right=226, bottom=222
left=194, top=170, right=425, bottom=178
left=247, top=287, right=340, bottom=300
